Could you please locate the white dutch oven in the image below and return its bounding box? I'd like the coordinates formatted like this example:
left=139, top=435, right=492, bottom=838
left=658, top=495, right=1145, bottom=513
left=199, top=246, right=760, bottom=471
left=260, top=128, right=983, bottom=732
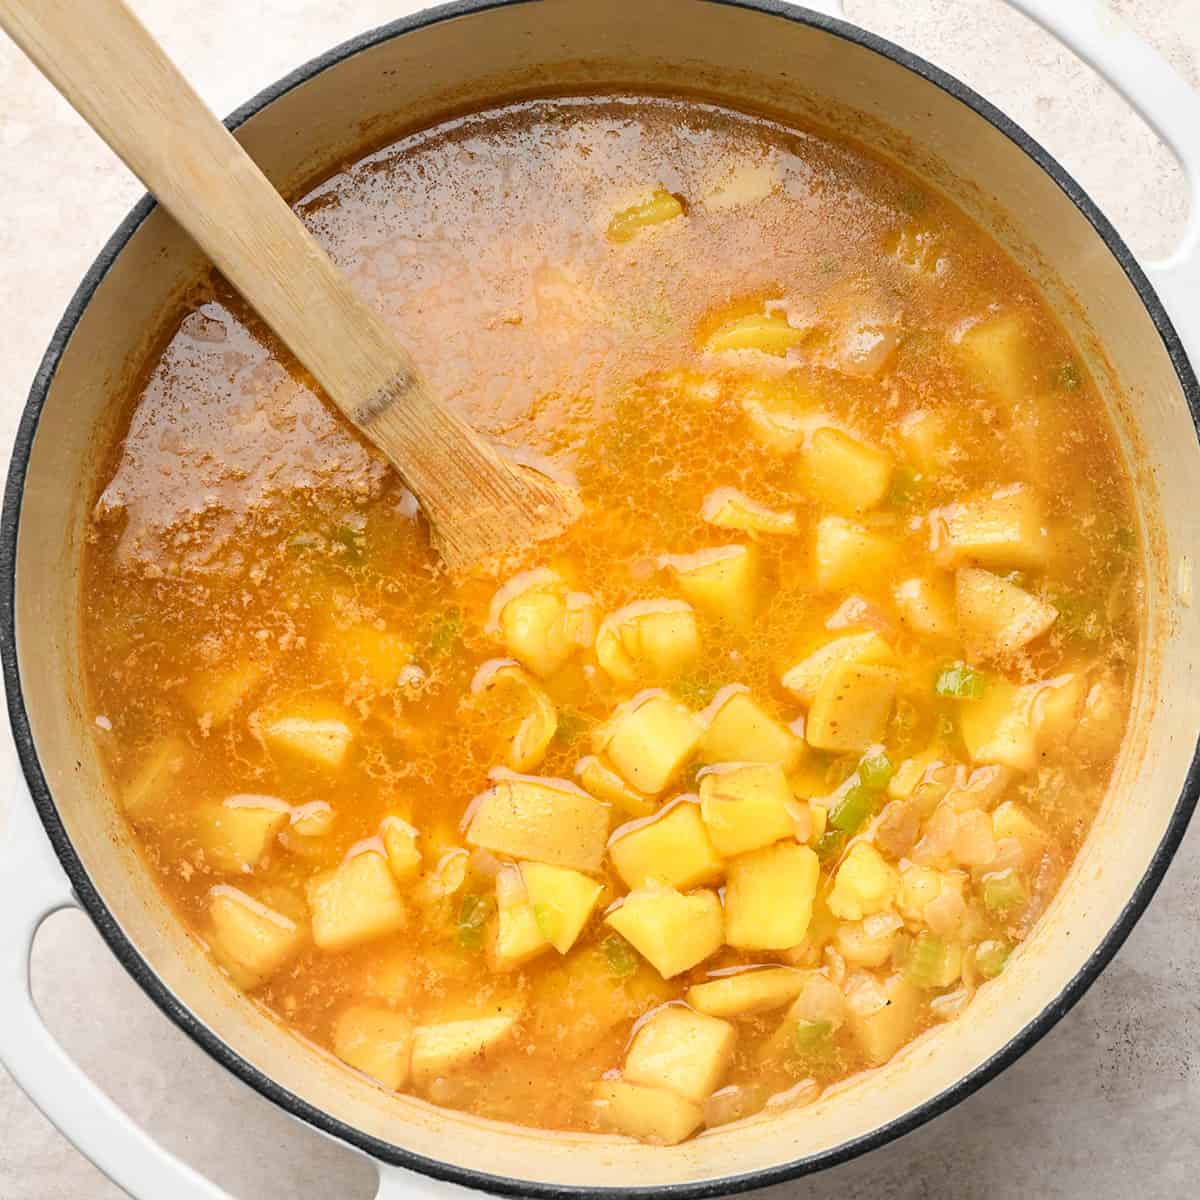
left=1, top=1, right=1198, bottom=1197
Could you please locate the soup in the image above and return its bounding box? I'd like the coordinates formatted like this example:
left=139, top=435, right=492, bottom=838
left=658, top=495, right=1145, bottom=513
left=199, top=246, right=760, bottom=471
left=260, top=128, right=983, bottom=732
left=80, top=95, right=1140, bottom=1145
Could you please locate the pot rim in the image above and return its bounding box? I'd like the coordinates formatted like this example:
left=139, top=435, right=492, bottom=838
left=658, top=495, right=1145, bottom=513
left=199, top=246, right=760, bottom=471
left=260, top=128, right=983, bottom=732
left=3, top=1, right=1198, bottom=1195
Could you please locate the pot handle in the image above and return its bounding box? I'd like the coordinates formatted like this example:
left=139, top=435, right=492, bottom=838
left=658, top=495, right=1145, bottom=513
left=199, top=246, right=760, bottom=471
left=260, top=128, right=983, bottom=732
left=1002, top=0, right=1200, bottom=367
left=0, top=782, right=233, bottom=1200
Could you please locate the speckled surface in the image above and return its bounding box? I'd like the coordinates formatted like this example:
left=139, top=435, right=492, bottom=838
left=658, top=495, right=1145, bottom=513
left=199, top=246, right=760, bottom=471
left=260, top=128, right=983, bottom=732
left=1, top=3, right=1198, bottom=1198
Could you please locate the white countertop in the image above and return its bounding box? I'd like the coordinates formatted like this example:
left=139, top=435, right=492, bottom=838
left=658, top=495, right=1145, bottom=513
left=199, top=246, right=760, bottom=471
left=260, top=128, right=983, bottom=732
left=1, top=2, right=1198, bottom=1197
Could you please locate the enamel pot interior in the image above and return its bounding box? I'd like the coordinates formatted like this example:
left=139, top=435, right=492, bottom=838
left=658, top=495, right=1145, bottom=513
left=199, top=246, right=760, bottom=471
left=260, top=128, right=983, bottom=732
left=7, top=0, right=1199, bottom=1193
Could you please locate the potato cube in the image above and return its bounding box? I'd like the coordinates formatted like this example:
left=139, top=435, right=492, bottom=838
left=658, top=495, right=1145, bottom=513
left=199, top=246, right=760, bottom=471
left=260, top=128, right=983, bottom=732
left=738, top=373, right=816, bottom=454
left=609, top=802, right=723, bottom=890
left=703, top=310, right=803, bottom=357
left=595, top=600, right=701, bottom=686
left=465, top=774, right=610, bottom=871
left=960, top=674, right=1082, bottom=771
left=380, top=815, right=422, bottom=882
left=469, top=659, right=557, bottom=772
left=780, top=632, right=894, bottom=705
left=701, top=158, right=780, bottom=212
left=686, top=967, right=806, bottom=1017
left=574, top=755, right=656, bottom=818
left=835, top=916, right=902, bottom=968
left=806, top=662, right=900, bottom=752
left=700, top=487, right=798, bottom=536
left=663, top=544, right=760, bottom=630
left=624, top=1005, right=736, bottom=1102
left=827, top=843, right=899, bottom=920
left=814, top=516, right=900, bottom=592
left=724, top=842, right=819, bottom=949
left=796, top=428, right=893, bottom=514
left=195, top=795, right=289, bottom=873
left=894, top=576, right=957, bottom=640
left=208, top=885, right=306, bottom=989
left=955, top=567, right=1057, bottom=657
left=606, top=886, right=723, bottom=978
left=122, top=735, right=188, bottom=820
left=520, top=862, right=603, bottom=953
left=699, top=763, right=795, bottom=856
left=1072, top=677, right=1126, bottom=761
left=957, top=311, right=1032, bottom=407
left=323, top=625, right=411, bottom=690
left=488, top=865, right=550, bottom=971
left=847, top=972, right=921, bottom=1065
left=290, top=801, right=335, bottom=838
left=607, top=188, right=684, bottom=243
left=183, top=660, right=266, bottom=726
left=992, top=800, right=1047, bottom=855
left=261, top=700, right=354, bottom=769
left=595, top=691, right=703, bottom=794
left=333, top=1004, right=413, bottom=1090
left=410, top=1015, right=517, bottom=1087
left=898, top=409, right=955, bottom=473
left=698, top=686, right=803, bottom=769
left=930, top=485, right=1049, bottom=570
left=593, top=1079, right=703, bottom=1146
left=488, top=568, right=597, bottom=678
left=307, top=850, right=407, bottom=951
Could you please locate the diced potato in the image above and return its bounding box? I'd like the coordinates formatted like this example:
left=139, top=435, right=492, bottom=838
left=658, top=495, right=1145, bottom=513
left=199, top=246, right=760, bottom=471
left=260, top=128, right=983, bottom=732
left=698, top=686, right=803, bottom=769
left=333, top=1004, right=413, bottom=1090
left=814, top=516, right=900, bottom=592
left=700, top=487, right=798, bottom=536
left=955, top=567, right=1057, bottom=657
left=836, top=322, right=900, bottom=379
left=624, top=1005, right=736, bottom=1102
left=183, top=660, right=266, bottom=726
left=699, top=763, right=795, bottom=856
left=835, top=914, right=902, bottom=968
left=489, top=865, right=550, bottom=971
left=687, top=967, right=806, bottom=1017
left=575, top=755, right=656, bottom=818
left=897, top=864, right=963, bottom=925
left=827, top=843, right=899, bottom=921
left=410, top=1015, right=517, bottom=1087
left=595, top=600, right=701, bottom=686
left=606, top=886, right=723, bottom=978
left=806, top=662, right=900, bottom=752
left=701, top=157, right=780, bottom=211
left=992, top=800, right=1047, bottom=855
left=957, top=311, right=1032, bottom=407
left=607, top=188, right=684, bottom=243
left=780, top=632, right=894, bottom=706
left=847, top=972, right=921, bottom=1065
left=930, top=485, right=1049, bottom=570
left=738, top=374, right=816, bottom=454
left=796, top=428, right=893, bottom=514
left=487, top=568, right=597, bottom=678
left=322, top=625, right=411, bottom=690
left=261, top=700, right=354, bottom=769
left=898, top=409, right=955, bottom=473
left=208, top=885, right=306, bottom=989
left=704, top=309, right=803, bottom=357
left=594, top=691, right=703, bottom=795
left=887, top=748, right=953, bottom=801
left=122, top=735, right=188, bottom=819
left=290, top=801, right=335, bottom=838
left=380, top=815, right=422, bottom=882
left=307, top=850, right=407, bottom=951
left=469, top=659, right=557, bottom=771
left=195, top=795, right=289, bottom=873
left=465, top=773, right=610, bottom=872
left=960, top=674, right=1083, bottom=771
left=610, top=802, right=723, bottom=891
left=724, top=842, right=819, bottom=949
left=1072, top=677, right=1126, bottom=761
left=593, top=1079, right=703, bottom=1145
left=662, top=544, right=760, bottom=630
left=520, top=862, right=603, bottom=954
left=894, top=576, right=957, bottom=640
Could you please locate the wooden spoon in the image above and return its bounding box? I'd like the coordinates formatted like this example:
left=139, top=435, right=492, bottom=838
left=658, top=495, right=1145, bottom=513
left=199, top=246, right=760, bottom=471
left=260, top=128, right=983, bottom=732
left=0, top=0, right=581, bottom=571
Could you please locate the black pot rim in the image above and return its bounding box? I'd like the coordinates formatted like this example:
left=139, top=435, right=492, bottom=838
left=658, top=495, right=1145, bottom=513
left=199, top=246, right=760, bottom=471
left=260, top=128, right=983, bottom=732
left=3, top=1, right=1198, bottom=1196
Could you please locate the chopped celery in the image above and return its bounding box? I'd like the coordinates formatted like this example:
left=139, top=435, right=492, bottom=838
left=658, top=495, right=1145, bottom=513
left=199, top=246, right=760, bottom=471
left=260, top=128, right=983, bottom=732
left=934, top=662, right=987, bottom=700
left=456, top=893, right=491, bottom=949
left=829, top=785, right=877, bottom=835
left=858, top=752, right=894, bottom=791
left=814, top=830, right=846, bottom=864
left=906, top=931, right=952, bottom=989
left=602, top=932, right=638, bottom=978
left=553, top=708, right=591, bottom=746
left=975, top=939, right=1010, bottom=979
left=794, top=1019, right=833, bottom=1051
left=981, top=868, right=1028, bottom=913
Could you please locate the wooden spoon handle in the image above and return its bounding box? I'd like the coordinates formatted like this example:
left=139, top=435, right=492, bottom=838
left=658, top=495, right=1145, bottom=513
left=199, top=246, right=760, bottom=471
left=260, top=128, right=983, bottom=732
left=0, top=0, right=578, bottom=568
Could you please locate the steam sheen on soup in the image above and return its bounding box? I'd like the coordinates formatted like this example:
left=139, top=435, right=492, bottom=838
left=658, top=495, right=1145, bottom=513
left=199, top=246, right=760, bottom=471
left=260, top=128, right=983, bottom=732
left=81, top=96, right=1140, bottom=1145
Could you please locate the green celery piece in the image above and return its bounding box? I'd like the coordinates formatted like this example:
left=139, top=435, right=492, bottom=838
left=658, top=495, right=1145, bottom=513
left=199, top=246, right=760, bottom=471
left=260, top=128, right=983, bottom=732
left=858, top=751, right=894, bottom=791
left=602, top=933, right=638, bottom=978
left=906, top=931, right=949, bottom=989
left=814, top=830, right=846, bottom=864
left=982, top=868, right=1029, bottom=912
left=794, top=1019, right=833, bottom=1051
left=829, top=785, right=877, bottom=835
left=975, top=939, right=1010, bottom=979
left=456, top=893, right=491, bottom=949
left=934, top=662, right=987, bottom=700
